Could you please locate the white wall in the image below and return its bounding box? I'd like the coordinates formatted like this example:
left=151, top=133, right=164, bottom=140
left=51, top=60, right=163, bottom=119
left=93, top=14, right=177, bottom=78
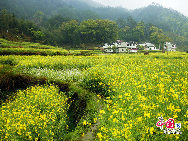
left=118, top=48, right=127, bottom=52
left=104, top=49, right=114, bottom=53
left=129, top=49, right=137, bottom=53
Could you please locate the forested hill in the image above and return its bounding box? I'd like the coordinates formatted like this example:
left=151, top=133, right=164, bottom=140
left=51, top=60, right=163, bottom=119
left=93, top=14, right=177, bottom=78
left=0, top=0, right=66, bottom=18
left=1, top=0, right=187, bottom=30
left=0, top=0, right=188, bottom=51
left=130, top=4, right=188, bottom=51
left=0, top=0, right=101, bottom=19
left=131, top=4, right=188, bottom=36
left=64, top=0, right=103, bottom=8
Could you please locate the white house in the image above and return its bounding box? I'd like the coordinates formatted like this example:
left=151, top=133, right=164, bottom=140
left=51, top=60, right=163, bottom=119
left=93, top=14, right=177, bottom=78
left=139, top=42, right=158, bottom=50
left=102, top=41, right=138, bottom=53
left=102, top=43, right=119, bottom=53
left=121, top=42, right=137, bottom=53
left=164, top=42, right=176, bottom=51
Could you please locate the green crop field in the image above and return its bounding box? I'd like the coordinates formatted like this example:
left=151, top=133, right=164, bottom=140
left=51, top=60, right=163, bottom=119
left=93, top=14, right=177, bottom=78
left=0, top=39, right=187, bottom=140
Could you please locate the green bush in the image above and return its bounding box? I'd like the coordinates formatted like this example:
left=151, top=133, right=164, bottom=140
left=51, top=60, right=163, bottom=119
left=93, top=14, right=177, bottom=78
left=0, top=58, right=18, bottom=66
left=84, top=78, right=113, bottom=97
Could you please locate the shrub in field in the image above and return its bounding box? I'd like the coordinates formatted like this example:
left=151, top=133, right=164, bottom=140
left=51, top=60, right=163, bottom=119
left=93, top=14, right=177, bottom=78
left=0, top=58, right=18, bottom=66
left=83, top=76, right=115, bottom=97
left=0, top=85, right=69, bottom=140
left=78, top=51, right=93, bottom=56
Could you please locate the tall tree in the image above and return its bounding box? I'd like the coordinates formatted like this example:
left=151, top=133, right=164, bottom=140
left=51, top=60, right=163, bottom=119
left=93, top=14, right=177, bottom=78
left=46, top=15, right=71, bottom=29
left=33, top=11, right=45, bottom=26
left=132, top=22, right=145, bottom=42
left=150, top=26, right=171, bottom=48
left=59, top=20, right=80, bottom=46
left=79, top=19, right=118, bottom=45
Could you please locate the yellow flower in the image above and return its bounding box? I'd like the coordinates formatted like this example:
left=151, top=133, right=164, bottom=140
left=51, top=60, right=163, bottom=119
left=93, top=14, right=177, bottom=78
left=184, top=110, right=188, bottom=117
left=83, top=120, right=87, bottom=126
left=99, top=110, right=105, bottom=114
left=137, top=117, right=142, bottom=122
left=93, top=118, right=97, bottom=123
left=97, top=132, right=102, bottom=140
left=174, top=109, right=181, bottom=113
left=150, top=127, right=155, bottom=134
left=118, top=95, right=122, bottom=99
left=173, top=114, right=178, bottom=119
left=122, top=115, right=125, bottom=121
left=175, top=135, right=180, bottom=140
left=113, top=118, right=118, bottom=123
left=144, top=112, right=151, bottom=118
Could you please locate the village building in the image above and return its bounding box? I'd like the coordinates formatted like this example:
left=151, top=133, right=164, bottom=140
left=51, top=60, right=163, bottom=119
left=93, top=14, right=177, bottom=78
left=102, top=41, right=176, bottom=53
left=164, top=42, right=176, bottom=51
left=139, top=42, right=159, bottom=50
left=102, top=41, right=138, bottom=53
left=102, top=43, right=115, bottom=53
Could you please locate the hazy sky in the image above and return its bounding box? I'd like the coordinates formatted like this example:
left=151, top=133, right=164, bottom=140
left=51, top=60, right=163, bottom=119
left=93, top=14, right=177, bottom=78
left=93, top=0, right=188, bottom=17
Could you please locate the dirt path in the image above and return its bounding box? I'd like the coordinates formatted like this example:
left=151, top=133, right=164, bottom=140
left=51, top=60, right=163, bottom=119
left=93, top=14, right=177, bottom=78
left=81, top=121, right=100, bottom=141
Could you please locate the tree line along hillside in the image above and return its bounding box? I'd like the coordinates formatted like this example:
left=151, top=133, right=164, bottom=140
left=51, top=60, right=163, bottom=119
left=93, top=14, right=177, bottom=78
left=0, top=10, right=172, bottom=48
left=0, top=0, right=188, bottom=51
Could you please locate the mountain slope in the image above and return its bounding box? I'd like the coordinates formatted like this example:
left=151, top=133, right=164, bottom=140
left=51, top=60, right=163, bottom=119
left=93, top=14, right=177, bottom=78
left=0, top=0, right=68, bottom=18
left=63, top=0, right=102, bottom=8
left=0, top=0, right=187, bottom=50
left=131, top=4, right=188, bottom=37
left=1, top=0, right=187, bottom=35
left=0, top=0, right=102, bottom=22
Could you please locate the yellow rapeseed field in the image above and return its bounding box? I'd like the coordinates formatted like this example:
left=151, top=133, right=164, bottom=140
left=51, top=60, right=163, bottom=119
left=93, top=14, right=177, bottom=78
left=0, top=52, right=187, bottom=140
left=0, top=85, right=68, bottom=140
left=83, top=52, right=188, bottom=140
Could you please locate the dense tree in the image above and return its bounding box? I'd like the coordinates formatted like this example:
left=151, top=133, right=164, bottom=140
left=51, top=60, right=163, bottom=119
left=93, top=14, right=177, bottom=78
left=118, top=18, right=145, bottom=42
left=126, top=17, right=137, bottom=29
left=132, top=22, right=145, bottom=42
left=59, top=20, right=80, bottom=46
left=33, top=11, right=45, bottom=26
left=79, top=19, right=118, bottom=45
left=0, top=9, right=17, bottom=32
left=150, top=26, right=171, bottom=48
left=29, top=28, right=45, bottom=42
left=46, top=15, right=71, bottom=29
left=0, top=9, right=43, bottom=42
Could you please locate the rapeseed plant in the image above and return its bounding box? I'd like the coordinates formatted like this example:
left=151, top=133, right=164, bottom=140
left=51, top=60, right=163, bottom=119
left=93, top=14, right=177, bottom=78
left=0, top=85, right=68, bottom=140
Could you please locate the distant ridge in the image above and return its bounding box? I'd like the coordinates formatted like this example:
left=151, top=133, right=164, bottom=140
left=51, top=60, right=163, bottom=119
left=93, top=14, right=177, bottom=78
left=0, top=0, right=187, bottom=51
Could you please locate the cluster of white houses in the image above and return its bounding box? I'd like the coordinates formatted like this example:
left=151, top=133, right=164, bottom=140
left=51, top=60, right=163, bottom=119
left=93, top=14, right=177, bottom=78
left=102, top=40, right=176, bottom=53
left=164, top=42, right=176, bottom=52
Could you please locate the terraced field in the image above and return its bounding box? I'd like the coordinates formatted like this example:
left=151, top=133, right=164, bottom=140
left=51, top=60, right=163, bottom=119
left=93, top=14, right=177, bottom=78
left=0, top=39, right=187, bottom=140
